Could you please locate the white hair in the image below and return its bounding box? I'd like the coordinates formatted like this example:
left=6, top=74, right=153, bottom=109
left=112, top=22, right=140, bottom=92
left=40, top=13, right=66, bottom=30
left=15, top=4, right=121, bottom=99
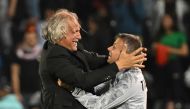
left=41, top=9, right=79, bottom=44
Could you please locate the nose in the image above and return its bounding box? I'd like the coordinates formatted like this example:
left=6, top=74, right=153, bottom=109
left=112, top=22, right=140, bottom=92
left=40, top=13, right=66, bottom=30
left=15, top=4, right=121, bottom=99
left=76, top=32, right=81, bottom=40
left=107, top=46, right=112, bottom=51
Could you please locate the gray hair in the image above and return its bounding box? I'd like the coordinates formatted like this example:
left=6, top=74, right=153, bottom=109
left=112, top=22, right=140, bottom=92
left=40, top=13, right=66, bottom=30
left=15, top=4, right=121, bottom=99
left=41, top=9, right=80, bottom=44
left=116, top=33, right=142, bottom=54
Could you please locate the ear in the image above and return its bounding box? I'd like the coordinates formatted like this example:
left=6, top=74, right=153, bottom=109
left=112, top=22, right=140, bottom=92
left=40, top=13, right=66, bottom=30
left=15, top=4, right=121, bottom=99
left=63, top=36, right=66, bottom=39
left=122, top=44, right=128, bottom=53
left=57, top=37, right=65, bottom=45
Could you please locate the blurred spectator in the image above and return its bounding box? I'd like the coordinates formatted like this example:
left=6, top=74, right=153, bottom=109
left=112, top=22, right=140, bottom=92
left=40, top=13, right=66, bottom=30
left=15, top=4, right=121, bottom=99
left=151, top=0, right=189, bottom=37
left=11, top=0, right=28, bottom=47
left=152, top=14, right=189, bottom=109
left=183, top=17, right=190, bottom=77
left=185, top=66, right=190, bottom=88
left=0, top=49, right=11, bottom=81
left=25, top=0, right=40, bottom=20
left=0, top=77, right=23, bottom=109
left=94, top=5, right=115, bottom=55
left=39, top=9, right=54, bottom=47
left=10, top=21, right=41, bottom=109
left=184, top=65, right=190, bottom=108
left=81, top=16, right=99, bottom=53
left=141, top=0, right=157, bottom=49
left=81, top=5, right=114, bottom=55
left=0, top=0, right=17, bottom=53
left=25, top=0, right=41, bottom=48
left=75, top=0, right=95, bottom=24
left=110, top=0, right=145, bottom=35
left=0, top=52, right=3, bottom=76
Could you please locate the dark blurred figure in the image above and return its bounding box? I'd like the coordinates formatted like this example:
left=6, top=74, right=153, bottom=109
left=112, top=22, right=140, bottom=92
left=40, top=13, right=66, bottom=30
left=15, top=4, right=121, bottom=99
left=151, top=0, right=188, bottom=37
left=75, top=0, right=95, bottom=23
left=11, top=0, right=28, bottom=47
left=80, top=16, right=99, bottom=53
left=93, top=5, right=115, bottom=55
left=81, top=4, right=115, bottom=55
left=182, top=1, right=190, bottom=69
left=152, top=14, right=189, bottom=109
left=40, top=0, right=77, bottom=20
left=10, top=21, right=41, bottom=109
left=110, top=0, right=145, bottom=35
left=0, top=0, right=17, bottom=53
left=184, top=66, right=190, bottom=109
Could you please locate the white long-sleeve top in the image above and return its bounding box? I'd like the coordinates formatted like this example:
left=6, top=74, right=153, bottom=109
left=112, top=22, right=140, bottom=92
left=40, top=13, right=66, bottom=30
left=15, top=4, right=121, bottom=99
left=72, top=68, right=147, bottom=109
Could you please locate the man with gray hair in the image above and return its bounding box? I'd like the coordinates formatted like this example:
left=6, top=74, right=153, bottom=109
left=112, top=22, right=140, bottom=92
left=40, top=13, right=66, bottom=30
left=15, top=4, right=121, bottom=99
left=62, top=33, right=147, bottom=109
left=39, top=9, right=147, bottom=109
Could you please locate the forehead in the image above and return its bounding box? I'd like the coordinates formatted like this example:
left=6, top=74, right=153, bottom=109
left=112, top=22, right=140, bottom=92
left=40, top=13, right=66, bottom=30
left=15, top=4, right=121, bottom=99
left=25, top=32, right=37, bottom=38
left=113, top=38, right=125, bottom=49
left=68, top=18, right=80, bottom=29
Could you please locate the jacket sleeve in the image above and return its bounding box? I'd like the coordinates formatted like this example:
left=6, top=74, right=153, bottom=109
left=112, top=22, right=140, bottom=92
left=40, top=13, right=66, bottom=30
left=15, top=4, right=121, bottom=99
left=81, top=49, right=108, bottom=70
left=47, top=54, right=118, bottom=90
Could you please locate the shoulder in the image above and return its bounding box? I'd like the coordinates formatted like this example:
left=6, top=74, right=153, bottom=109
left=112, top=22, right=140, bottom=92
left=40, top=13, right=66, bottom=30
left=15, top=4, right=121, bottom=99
left=174, top=32, right=187, bottom=41
left=174, top=31, right=186, bottom=37
left=122, top=68, right=143, bottom=81
left=42, top=41, right=72, bottom=58
left=123, top=68, right=142, bottom=75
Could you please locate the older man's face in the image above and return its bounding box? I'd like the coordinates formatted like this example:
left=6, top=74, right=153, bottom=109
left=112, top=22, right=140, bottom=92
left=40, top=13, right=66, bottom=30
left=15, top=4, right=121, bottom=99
left=107, top=38, right=125, bottom=63
left=61, top=18, right=81, bottom=51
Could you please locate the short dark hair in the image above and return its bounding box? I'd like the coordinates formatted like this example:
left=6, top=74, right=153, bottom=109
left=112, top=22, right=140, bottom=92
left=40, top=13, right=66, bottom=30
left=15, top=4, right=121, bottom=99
left=116, top=33, right=142, bottom=53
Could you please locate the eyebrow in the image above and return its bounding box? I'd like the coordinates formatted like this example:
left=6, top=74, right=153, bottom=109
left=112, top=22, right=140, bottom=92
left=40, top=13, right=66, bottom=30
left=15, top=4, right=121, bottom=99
left=114, top=42, right=124, bottom=47
left=113, top=43, right=118, bottom=48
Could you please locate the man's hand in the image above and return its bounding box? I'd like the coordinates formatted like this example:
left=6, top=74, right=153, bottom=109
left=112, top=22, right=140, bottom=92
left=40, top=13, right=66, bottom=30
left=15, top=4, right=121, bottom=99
left=116, top=47, right=147, bottom=70
left=57, top=79, right=74, bottom=92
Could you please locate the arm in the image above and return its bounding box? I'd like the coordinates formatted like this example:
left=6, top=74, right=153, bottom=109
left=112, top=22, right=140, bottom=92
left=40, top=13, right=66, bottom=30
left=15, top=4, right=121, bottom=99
left=153, top=43, right=189, bottom=56
left=47, top=55, right=118, bottom=90
left=79, top=44, right=146, bottom=70
left=11, top=63, right=23, bottom=101
left=74, top=78, right=141, bottom=109
left=94, top=80, right=112, bottom=95
left=73, top=69, right=147, bottom=109
left=82, top=49, right=108, bottom=70
left=98, top=82, right=139, bottom=109
left=168, top=43, right=189, bottom=56
left=7, top=0, right=17, bottom=17
left=50, top=45, right=146, bottom=90
left=102, top=83, right=145, bottom=109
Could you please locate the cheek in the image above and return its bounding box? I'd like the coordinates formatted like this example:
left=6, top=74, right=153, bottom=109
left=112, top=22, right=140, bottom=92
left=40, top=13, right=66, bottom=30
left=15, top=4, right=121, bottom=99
left=112, top=51, right=120, bottom=60
left=115, top=52, right=120, bottom=59
left=65, top=37, right=73, bottom=45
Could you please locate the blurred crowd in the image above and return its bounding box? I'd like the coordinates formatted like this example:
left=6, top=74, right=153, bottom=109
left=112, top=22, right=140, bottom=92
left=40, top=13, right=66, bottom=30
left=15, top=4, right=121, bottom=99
left=0, top=0, right=190, bottom=109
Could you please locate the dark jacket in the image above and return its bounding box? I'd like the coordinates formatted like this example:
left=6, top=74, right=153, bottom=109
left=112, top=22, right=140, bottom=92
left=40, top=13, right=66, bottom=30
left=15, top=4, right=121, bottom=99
left=39, top=41, right=119, bottom=109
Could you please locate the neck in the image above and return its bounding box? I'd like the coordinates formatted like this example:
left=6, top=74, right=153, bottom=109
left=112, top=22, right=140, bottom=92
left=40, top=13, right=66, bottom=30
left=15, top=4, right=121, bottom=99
left=165, top=29, right=173, bottom=34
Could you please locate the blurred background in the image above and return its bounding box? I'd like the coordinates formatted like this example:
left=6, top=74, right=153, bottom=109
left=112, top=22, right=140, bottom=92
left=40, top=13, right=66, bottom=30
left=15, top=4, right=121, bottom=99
left=0, top=0, right=190, bottom=109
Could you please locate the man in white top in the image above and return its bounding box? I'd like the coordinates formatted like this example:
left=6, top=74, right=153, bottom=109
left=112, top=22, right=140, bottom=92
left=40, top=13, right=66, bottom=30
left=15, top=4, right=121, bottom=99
left=59, top=33, right=147, bottom=109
